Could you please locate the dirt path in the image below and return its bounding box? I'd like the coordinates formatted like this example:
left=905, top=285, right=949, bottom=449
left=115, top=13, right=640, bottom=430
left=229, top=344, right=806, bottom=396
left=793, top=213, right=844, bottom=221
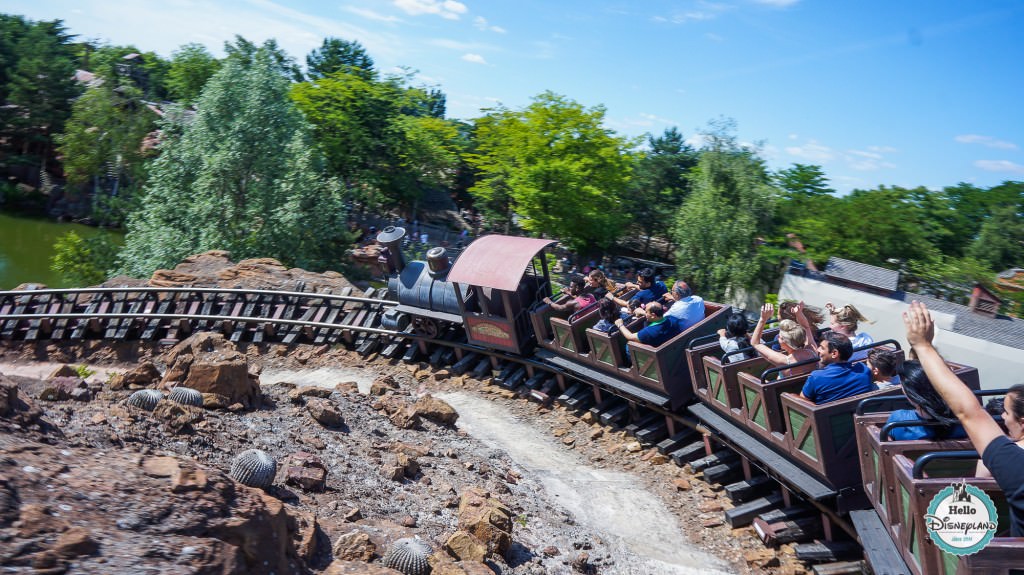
left=439, top=391, right=734, bottom=575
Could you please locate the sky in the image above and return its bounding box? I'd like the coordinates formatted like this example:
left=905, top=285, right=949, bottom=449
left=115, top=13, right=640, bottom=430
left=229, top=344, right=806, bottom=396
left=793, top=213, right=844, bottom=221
left=7, top=0, right=1024, bottom=193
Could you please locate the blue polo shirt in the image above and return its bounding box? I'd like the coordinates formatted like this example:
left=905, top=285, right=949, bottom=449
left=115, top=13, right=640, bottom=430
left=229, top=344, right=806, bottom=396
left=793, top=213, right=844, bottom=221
left=801, top=362, right=875, bottom=404
left=629, top=281, right=667, bottom=306
left=637, top=318, right=679, bottom=347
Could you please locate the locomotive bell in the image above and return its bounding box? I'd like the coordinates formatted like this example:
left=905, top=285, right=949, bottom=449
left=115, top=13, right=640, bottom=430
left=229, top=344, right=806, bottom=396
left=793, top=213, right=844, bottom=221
left=426, top=246, right=450, bottom=277
left=376, top=226, right=407, bottom=273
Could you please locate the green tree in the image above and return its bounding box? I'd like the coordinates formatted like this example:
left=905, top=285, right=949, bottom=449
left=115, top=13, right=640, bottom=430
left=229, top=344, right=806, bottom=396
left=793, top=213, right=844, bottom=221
left=672, top=126, right=776, bottom=301
left=467, top=92, right=633, bottom=254
left=969, top=204, right=1024, bottom=271
left=2, top=18, right=80, bottom=175
left=224, top=35, right=302, bottom=81
left=50, top=230, right=119, bottom=286
left=774, top=163, right=833, bottom=199
left=117, top=47, right=351, bottom=277
left=0, top=14, right=30, bottom=104
left=291, top=71, right=461, bottom=211
left=306, top=37, right=374, bottom=80
left=628, top=126, right=698, bottom=256
left=56, top=81, right=157, bottom=223
left=165, top=43, right=220, bottom=104
left=783, top=186, right=940, bottom=267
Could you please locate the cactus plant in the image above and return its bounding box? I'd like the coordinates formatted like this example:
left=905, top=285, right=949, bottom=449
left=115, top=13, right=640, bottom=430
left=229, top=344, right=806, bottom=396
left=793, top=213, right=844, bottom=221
left=382, top=537, right=432, bottom=575
left=229, top=449, right=277, bottom=489
left=168, top=386, right=203, bottom=407
left=126, top=389, right=163, bottom=411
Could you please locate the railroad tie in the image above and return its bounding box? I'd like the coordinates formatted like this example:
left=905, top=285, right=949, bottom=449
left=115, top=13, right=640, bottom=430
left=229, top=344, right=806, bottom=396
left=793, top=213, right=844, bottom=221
left=656, top=429, right=700, bottom=455
left=724, top=475, right=775, bottom=503
left=724, top=492, right=785, bottom=528
left=624, top=411, right=661, bottom=438
left=669, top=441, right=709, bottom=466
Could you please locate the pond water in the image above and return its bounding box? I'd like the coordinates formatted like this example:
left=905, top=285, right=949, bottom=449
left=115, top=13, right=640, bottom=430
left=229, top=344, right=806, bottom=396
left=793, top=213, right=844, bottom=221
left=0, top=212, right=122, bottom=289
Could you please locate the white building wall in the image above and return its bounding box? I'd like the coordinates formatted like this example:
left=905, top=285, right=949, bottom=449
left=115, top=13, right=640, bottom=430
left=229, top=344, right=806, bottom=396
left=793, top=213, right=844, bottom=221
left=779, top=275, right=1024, bottom=389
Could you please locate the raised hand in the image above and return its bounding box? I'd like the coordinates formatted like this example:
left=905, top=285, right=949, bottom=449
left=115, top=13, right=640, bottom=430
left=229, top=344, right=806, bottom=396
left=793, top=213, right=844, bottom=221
left=759, top=303, right=774, bottom=322
left=903, top=301, right=935, bottom=347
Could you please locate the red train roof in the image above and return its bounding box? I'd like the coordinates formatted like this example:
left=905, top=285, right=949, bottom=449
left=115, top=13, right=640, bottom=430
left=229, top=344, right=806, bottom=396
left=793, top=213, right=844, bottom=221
left=447, top=235, right=556, bottom=291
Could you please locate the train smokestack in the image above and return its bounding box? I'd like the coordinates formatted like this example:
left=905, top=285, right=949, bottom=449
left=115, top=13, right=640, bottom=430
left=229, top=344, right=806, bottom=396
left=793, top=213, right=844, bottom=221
left=376, top=226, right=407, bottom=273
left=426, top=246, right=451, bottom=277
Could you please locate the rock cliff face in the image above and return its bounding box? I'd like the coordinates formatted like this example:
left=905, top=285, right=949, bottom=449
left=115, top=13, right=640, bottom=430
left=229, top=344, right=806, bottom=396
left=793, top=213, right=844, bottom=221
left=103, top=250, right=359, bottom=294
left=0, top=437, right=305, bottom=574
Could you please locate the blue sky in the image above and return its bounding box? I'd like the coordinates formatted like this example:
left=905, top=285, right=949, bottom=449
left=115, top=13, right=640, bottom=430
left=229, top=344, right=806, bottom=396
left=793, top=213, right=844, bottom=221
left=8, top=0, right=1024, bottom=193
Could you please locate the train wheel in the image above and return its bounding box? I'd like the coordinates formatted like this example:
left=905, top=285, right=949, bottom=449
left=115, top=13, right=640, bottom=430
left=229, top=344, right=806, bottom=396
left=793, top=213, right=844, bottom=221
left=413, top=317, right=441, bottom=339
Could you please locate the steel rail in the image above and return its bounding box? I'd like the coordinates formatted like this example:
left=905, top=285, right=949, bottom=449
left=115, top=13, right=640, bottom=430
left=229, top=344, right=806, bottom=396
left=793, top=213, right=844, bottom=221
left=0, top=287, right=395, bottom=307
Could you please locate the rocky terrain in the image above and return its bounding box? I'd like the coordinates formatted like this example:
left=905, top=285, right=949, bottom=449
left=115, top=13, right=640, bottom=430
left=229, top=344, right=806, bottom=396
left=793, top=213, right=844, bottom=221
left=0, top=254, right=811, bottom=575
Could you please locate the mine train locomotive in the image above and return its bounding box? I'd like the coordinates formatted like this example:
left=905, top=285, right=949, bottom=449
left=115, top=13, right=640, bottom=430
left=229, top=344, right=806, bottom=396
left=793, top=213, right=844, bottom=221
left=374, top=225, right=1022, bottom=574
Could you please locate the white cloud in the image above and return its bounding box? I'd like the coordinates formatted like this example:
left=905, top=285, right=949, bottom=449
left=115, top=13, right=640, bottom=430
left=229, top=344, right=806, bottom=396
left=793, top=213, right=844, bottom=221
left=461, top=53, right=488, bottom=64
left=955, top=134, right=1018, bottom=150
left=654, top=1, right=732, bottom=24
left=974, top=160, right=1024, bottom=174
left=10, top=0, right=406, bottom=64
left=844, top=148, right=896, bottom=171
left=431, top=38, right=488, bottom=51
left=654, top=11, right=717, bottom=24
left=343, top=6, right=400, bottom=22
left=752, top=0, right=801, bottom=7
left=785, top=140, right=834, bottom=161
left=704, top=32, right=724, bottom=42
left=474, top=16, right=506, bottom=33
left=393, top=0, right=467, bottom=20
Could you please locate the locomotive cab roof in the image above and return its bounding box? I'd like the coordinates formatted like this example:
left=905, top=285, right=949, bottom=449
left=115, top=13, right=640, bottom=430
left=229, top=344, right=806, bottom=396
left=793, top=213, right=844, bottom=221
left=447, top=234, right=557, bottom=291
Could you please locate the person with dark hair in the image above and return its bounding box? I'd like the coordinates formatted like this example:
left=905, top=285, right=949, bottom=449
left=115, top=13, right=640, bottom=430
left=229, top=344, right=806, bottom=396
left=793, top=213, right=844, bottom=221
left=867, top=348, right=903, bottom=389
left=592, top=298, right=627, bottom=334
left=976, top=384, right=1024, bottom=478
left=662, top=280, right=705, bottom=331
left=884, top=361, right=967, bottom=440
left=750, top=303, right=818, bottom=378
left=904, top=301, right=1024, bottom=536
left=543, top=275, right=596, bottom=314
left=717, top=312, right=752, bottom=363
left=607, top=267, right=666, bottom=309
left=614, top=301, right=679, bottom=347
left=799, top=331, right=875, bottom=404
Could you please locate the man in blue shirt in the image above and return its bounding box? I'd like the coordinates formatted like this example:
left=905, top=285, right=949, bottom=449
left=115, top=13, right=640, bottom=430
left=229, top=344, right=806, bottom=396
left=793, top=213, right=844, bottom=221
left=800, top=332, right=875, bottom=404
left=615, top=302, right=679, bottom=348
left=607, top=267, right=667, bottom=310
left=662, top=281, right=705, bottom=331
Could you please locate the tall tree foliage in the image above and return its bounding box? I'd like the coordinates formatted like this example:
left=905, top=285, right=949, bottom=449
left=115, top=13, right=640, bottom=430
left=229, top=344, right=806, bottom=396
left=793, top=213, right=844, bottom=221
left=166, top=43, right=220, bottom=104
left=673, top=127, right=776, bottom=301
left=291, top=71, right=460, bottom=211
left=468, top=91, right=632, bottom=255
left=56, top=81, right=157, bottom=223
left=306, top=38, right=374, bottom=80
left=628, top=127, right=698, bottom=256
left=1, top=18, right=79, bottom=175
left=117, top=46, right=351, bottom=277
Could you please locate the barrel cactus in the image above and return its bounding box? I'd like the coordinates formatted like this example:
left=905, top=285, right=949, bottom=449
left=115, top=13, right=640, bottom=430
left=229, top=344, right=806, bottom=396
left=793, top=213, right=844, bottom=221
left=229, top=449, right=277, bottom=489
left=168, top=386, right=203, bottom=407
left=126, top=389, right=163, bottom=411
left=382, top=537, right=432, bottom=575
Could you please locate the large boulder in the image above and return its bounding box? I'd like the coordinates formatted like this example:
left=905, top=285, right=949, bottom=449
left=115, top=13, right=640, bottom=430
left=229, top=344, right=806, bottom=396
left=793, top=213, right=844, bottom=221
left=413, top=395, right=459, bottom=427
left=108, top=362, right=161, bottom=390
left=456, top=488, right=512, bottom=558
left=159, top=333, right=260, bottom=408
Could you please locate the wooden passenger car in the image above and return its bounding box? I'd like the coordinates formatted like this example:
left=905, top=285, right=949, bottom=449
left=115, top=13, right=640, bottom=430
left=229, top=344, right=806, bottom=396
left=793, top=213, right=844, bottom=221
left=855, top=412, right=973, bottom=538
left=530, top=297, right=730, bottom=409
left=890, top=453, right=1016, bottom=575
